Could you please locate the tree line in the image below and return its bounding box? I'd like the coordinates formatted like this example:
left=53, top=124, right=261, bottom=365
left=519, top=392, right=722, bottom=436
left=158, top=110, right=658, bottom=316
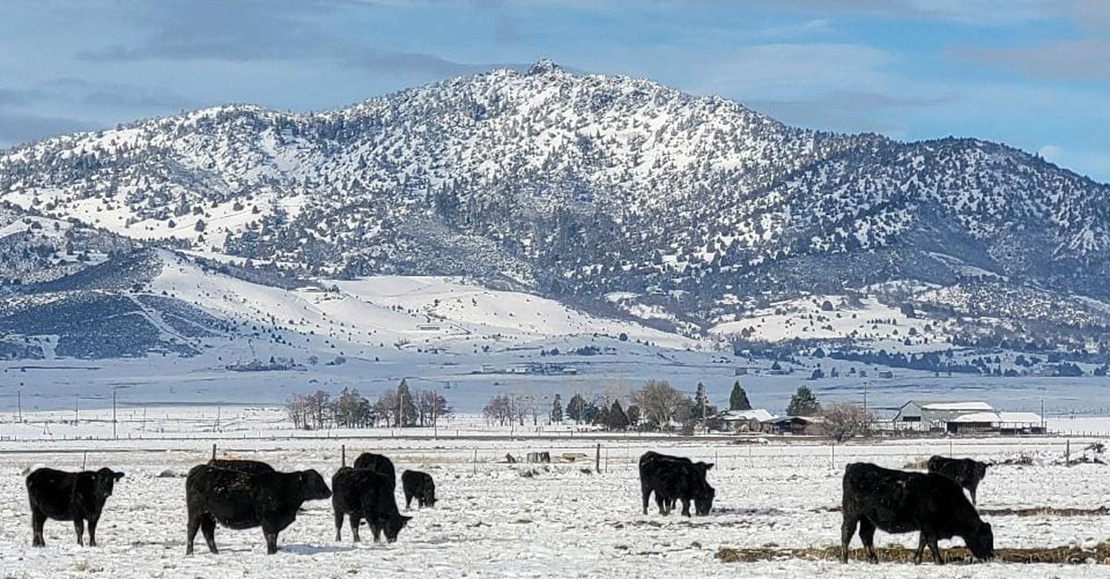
left=285, top=379, right=451, bottom=430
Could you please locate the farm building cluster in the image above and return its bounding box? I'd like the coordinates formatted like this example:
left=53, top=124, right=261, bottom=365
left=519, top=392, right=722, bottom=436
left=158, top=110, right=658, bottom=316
left=709, top=400, right=1045, bottom=436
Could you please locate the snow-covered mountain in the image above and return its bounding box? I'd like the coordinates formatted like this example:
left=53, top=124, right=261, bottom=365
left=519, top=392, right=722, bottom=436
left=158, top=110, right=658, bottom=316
left=2, top=60, right=1110, bottom=357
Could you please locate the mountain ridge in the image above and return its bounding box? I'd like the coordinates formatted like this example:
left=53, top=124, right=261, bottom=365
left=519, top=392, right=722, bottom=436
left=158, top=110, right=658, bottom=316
left=2, top=61, right=1109, bottom=355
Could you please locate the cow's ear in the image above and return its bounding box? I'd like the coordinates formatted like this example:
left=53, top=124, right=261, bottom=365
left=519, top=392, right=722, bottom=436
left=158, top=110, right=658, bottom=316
left=401, top=515, right=412, bottom=525
left=704, top=463, right=714, bottom=470
left=114, top=472, right=125, bottom=481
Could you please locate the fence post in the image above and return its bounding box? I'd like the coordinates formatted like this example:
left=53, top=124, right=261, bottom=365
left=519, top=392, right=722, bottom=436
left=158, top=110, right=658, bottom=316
left=212, top=443, right=217, bottom=461
left=596, top=443, right=601, bottom=474
left=473, top=448, right=477, bottom=475
left=341, top=444, right=346, bottom=467
left=82, top=451, right=87, bottom=470
left=1066, top=439, right=1071, bottom=465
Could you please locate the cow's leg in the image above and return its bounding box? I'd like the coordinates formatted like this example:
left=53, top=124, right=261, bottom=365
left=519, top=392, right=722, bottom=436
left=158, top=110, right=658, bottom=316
left=185, top=511, right=200, bottom=555
left=858, top=518, right=878, bottom=564
left=927, top=534, right=943, bottom=565
left=405, top=491, right=413, bottom=509
left=641, top=482, right=651, bottom=515
left=655, top=493, right=668, bottom=515
left=839, top=514, right=858, bottom=563
left=334, top=509, right=344, bottom=542
left=350, top=514, right=361, bottom=543
left=969, top=483, right=978, bottom=505
left=73, top=518, right=85, bottom=547
left=200, top=515, right=218, bottom=554
left=370, top=521, right=382, bottom=543
left=31, top=508, right=46, bottom=547
left=913, top=533, right=927, bottom=565
left=87, top=515, right=99, bottom=547
left=680, top=498, right=692, bottom=517
left=263, top=530, right=279, bottom=555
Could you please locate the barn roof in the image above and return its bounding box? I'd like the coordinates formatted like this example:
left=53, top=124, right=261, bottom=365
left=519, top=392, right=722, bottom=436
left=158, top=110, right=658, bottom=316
left=948, top=412, right=1002, bottom=423
left=997, top=412, right=1043, bottom=423
left=909, top=400, right=995, bottom=411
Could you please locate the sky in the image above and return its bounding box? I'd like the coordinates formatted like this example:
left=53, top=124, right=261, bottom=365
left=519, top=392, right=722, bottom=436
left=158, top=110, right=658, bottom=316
left=0, top=0, right=1108, bottom=182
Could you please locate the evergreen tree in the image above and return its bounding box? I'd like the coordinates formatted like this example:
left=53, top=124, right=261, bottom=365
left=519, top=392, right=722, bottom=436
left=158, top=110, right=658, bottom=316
left=608, top=400, right=629, bottom=431
left=566, top=393, right=588, bottom=424
left=729, top=381, right=751, bottom=411
left=692, top=382, right=711, bottom=420
left=551, top=393, right=564, bottom=423
left=395, top=379, right=418, bottom=427
left=787, top=385, right=821, bottom=416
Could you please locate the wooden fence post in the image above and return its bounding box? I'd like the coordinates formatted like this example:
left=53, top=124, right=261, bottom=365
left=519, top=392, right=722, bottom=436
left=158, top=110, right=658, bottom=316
left=212, top=443, right=217, bottom=461
left=596, top=443, right=601, bottom=474
left=341, top=444, right=346, bottom=467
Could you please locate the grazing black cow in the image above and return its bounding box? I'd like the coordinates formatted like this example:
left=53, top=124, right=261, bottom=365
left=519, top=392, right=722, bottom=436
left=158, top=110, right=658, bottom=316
left=841, top=462, right=994, bottom=565
left=402, top=470, right=437, bottom=509
left=638, top=451, right=714, bottom=517
left=185, top=464, right=332, bottom=555
left=353, top=453, right=396, bottom=486
left=26, top=467, right=124, bottom=547
left=332, top=467, right=411, bottom=543
left=927, top=456, right=988, bottom=504
left=208, top=458, right=275, bottom=475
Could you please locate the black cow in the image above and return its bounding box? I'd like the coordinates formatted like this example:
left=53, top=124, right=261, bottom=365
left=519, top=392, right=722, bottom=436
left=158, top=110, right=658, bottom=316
left=26, top=467, right=124, bottom=547
left=402, top=470, right=437, bottom=508
left=332, top=467, right=411, bottom=543
left=638, top=451, right=714, bottom=517
left=185, top=464, right=332, bottom=555
left=841, top=462, right=994, bottom=565
left=208, top=458, right=275, bottom=475
left=353, top=453, right=396, bottom=486
left=927, top=456, right=988, bottom=504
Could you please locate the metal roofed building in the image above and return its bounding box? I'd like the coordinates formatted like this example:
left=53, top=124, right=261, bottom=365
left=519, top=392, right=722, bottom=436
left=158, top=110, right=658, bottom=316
left=893, top=400, right=995, bottom=430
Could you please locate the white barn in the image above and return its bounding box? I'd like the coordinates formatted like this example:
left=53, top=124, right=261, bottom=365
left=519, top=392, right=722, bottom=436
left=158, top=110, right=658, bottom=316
left=893, top=400, right=995, bottom=430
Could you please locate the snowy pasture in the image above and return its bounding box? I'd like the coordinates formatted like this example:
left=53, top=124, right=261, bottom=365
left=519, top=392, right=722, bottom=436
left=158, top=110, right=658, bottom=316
left=1, top=433, right=1109, bottom=578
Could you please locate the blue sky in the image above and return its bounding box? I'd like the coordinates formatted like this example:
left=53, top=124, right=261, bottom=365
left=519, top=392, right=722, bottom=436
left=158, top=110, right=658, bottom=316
left=1, top=0, right=1108, bottom=182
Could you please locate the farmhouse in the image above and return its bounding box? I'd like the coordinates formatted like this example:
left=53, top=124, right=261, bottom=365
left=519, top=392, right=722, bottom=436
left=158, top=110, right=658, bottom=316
left=711, top=409, right=773, bottom=432
left=761, top=415, right=824, bottom=435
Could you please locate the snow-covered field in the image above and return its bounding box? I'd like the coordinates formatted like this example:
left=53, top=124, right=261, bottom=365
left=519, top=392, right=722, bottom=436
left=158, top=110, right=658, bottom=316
left=1, top=431, right=1109, bottom=578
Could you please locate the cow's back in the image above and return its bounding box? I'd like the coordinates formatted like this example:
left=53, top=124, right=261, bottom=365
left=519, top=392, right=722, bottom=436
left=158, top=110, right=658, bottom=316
left=27, top=468, right=76, bottom=519
left=353, top=453, right=396, bottom=484
left=209, top=459, right=275, bottom=475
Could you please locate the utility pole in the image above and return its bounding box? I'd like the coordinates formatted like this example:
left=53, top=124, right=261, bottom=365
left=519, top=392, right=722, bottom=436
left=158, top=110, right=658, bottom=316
left=17, top=386, right=22, bottom=423
left=112, top=389, right=117, bottom=440
left=74, top=395, right=79, bottom=425
left=701, top=391, right=708, bottom=434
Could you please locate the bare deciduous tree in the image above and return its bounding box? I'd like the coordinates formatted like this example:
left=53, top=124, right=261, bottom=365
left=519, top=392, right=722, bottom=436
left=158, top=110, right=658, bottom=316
left=631, top=380, right=691, bottom=430
left=823, top=403, right=873, bottom=443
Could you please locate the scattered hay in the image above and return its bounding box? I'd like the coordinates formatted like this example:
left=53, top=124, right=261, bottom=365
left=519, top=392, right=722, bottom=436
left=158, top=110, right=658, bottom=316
left=716, top=544, right=1110, bottom=565
left=980, top=506, right=1110, bottom=517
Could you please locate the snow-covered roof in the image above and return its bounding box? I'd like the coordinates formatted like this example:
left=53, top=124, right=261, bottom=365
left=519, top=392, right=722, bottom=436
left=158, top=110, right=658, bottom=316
left=997, top=412, right=1043, bottom=423
left=764, top=415, right=825, bottom=424
left=948, top=412, right=1002, bottom=423
left=719, top=409, right=773, bottom=422
left=913, top=401, right=994, bottom=411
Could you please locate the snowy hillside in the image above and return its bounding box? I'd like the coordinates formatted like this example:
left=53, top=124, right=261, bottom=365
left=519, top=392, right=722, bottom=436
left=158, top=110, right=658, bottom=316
left=1, top=61, right=1110, bottom=357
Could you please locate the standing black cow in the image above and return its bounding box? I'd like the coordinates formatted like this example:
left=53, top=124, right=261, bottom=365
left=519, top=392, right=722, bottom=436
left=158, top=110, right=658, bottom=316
left=185, top=464, right=332, bottom=555
left=353, top=453, right=396, bottom=486
left=26, top=467, right=125, bottom=547
left=208, top=458, right=275, bottom=475
left=402, top=470, right=437, bottom=508
left=841, top=462, right=994, bottom=565
left=638, top=451, right=714, bottom=516
left=332, top=466, right=411, bottom=543
left=927, top=456, right=989, bottom=504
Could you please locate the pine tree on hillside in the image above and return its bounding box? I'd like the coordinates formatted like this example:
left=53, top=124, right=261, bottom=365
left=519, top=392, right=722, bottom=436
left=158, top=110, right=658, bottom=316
left=729, top=381, right=751, bottom=411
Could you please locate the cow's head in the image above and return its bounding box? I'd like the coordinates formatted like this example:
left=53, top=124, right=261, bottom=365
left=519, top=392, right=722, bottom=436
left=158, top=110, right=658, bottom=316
left=423, top=484, right=437, bottom=507
left=384, top=514, right=412, bottom=543
left=975, top=461, right=989, bottom=480
left=965, top=521, right=994, bottom=561
left=94, top=468, right=124, bottom=497
left=299, top=470, right=332, bottom=500
left=694, top=484, right=715, bottom=516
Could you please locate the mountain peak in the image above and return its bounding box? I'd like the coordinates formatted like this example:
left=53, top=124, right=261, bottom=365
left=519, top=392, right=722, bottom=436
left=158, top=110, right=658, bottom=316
left=526, top=59, right=565, bottom=76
